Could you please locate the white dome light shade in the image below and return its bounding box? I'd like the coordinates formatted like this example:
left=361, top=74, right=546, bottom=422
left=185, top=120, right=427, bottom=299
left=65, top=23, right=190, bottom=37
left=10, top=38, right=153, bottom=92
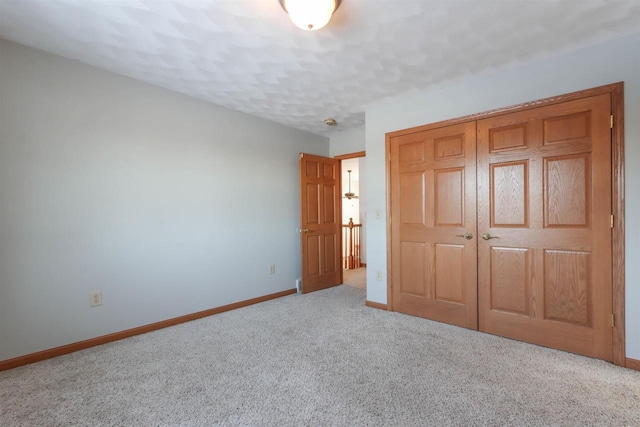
left=282, top=0, right=338, bottom=31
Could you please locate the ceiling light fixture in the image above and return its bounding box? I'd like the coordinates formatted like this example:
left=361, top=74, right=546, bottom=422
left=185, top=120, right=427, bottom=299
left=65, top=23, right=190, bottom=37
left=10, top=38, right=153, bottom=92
left=324, top=117, right=337, bottom=126
left=279, top=0, right=342, bottom=31
left=343, top=170, right=359, bottom=200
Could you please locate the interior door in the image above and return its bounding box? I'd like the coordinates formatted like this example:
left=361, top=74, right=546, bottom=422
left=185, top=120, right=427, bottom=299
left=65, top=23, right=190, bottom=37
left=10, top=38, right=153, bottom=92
left=477, top=94, right=613, bottom=360
left=299, top=153, right=342, bottom=293
left=389, top=122, right=478, bottom=329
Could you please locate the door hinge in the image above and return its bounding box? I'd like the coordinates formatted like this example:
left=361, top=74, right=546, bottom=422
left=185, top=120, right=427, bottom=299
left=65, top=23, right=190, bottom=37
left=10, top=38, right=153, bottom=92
left=300, top=153, right=304, bottom=159
left=611, top=314, right=615, bottom=327
left=610, top=115, right=614, bottom=129
left=610, top=214, right=614, bottom=228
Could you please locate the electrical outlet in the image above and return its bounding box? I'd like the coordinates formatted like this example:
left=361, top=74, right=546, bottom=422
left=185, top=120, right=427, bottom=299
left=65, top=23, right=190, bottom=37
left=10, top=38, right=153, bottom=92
left=90, top=291, right=102, bottom=307
left=376, top=271, right=383, bottom=281
left=269, top=264, right=276, bottom=275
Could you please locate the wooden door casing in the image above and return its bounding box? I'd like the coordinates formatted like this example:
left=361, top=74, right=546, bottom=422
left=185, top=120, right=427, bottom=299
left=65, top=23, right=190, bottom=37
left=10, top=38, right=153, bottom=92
left=477, top=94, right=613, bottom=360
left=299, top=153, right=342, bottom=294
left=389, top=122, right=478, bottom=329
left=386, top=84, right=623, bottom=364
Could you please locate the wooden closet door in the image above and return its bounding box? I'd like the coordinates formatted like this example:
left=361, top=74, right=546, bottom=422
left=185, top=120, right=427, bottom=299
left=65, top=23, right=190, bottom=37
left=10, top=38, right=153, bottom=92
left=390, top=122, right=477, bottom=329
left=477, top=94, right=613, bottom=360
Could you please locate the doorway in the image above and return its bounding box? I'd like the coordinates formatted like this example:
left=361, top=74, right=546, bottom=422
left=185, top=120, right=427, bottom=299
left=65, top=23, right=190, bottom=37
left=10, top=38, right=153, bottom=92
left=298, top=151, right=367, bottom=294
left=336, top=151, right=367, bottom=290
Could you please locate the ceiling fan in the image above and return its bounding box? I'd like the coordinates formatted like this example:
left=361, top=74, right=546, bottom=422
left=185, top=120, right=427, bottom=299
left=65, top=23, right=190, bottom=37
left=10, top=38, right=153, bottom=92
left=343, top=170, right=359, bottom=200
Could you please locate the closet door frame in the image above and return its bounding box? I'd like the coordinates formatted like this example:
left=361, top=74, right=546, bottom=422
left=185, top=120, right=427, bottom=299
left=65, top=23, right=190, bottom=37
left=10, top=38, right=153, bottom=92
left=385, top=82, right=625, bottom=367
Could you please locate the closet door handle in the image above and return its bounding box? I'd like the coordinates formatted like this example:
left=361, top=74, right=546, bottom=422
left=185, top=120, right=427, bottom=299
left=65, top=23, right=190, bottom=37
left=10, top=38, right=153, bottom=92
left=456, top=233, right=473, bottom=240
left=482, top=233, right=500, bottom=240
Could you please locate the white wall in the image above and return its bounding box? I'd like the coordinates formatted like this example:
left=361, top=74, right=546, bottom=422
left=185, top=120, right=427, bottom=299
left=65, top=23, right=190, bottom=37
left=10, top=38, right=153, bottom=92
left=358, top=157, right=367, bottom=264
left=364, top=32, right=640, bottom=359
left=341, top=158, right=360, bottom=224
left=332, top=126, right=367, bottom=264
left=330, top=126, right=365, bottom=157
left=0, top=40, right=329, bottom=360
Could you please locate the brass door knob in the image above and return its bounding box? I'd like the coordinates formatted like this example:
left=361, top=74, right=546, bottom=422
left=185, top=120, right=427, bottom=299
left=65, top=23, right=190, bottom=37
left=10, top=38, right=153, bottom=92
left=456, top=233, right=473, bottom=240
left=482, top=233, right=499, bottom=240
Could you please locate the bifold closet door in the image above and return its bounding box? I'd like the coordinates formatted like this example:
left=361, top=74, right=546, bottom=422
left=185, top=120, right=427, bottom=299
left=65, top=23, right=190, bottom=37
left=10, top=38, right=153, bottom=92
left=390, top=122, right=478, bottom=329
left=476, top=94, right=613, bottom=361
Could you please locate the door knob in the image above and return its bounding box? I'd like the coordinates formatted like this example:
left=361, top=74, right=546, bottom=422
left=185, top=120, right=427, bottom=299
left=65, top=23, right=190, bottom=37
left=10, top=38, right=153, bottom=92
left=482, top=233, right=499, bottom=240
left=456, top=233, right=473, bottom=240
left=299, top=228, right=310, bottom=233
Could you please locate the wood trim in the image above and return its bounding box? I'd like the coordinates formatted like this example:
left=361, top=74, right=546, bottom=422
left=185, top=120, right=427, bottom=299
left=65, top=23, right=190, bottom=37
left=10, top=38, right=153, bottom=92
left=366, top=300, right=389, bottom=311
left=334, top=150, right=365, bottom=283
left=386, top=133, right=393, bottom=311
left=360, top=262, right=367, bottom=267
left=385, top=82, right=625, bottom=366
left=611, top=83, right=625, bottom=367
left=626, top=358, right=640, bottom=371
left=334, top=150, right=365, bottom=160
left=0, top=288, right=296, bottom=372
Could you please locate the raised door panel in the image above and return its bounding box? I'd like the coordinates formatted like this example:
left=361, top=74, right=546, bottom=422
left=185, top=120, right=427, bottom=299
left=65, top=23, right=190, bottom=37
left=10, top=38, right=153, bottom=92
left=489, top=123, right=528, bottom=152
left=306, top=161, right=319, bottom=178
left=399, top=139, right=426, bottom=166
left=490, top=247, right=530, bottom=316
left=543, top=111, right=590, bottom=145
left=434, top=244, right=465, bottom=303
left=400, top=172, right=426, bottom=226
left=323, top=184, right=336, bottom=224
left=400, top=242, right=427, bottom=297
left=491, top=161, right=529, bottom=227
left=306, top=235, right=321, bottom=277
left=434, top=134, right=465, bottom=160
left=305, top=184, right=320, bottom=225
left=323, top=234, right=339, bottom=274
left=435, top=168, right=464, bottom=227
left=323, top=162, right=336, bottom=179
left=544, top=154, right=591, bottom=228
left=544, top=250, right=591, bottom=326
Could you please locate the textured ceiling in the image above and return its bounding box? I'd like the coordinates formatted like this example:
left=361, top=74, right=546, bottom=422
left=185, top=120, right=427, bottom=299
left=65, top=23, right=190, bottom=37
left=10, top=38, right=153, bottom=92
left=0, top=0, right=638, bottom=136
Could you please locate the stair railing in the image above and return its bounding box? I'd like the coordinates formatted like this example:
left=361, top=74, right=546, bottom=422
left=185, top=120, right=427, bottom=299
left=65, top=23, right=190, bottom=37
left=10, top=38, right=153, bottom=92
left=342, top=218, right=362, bottom=270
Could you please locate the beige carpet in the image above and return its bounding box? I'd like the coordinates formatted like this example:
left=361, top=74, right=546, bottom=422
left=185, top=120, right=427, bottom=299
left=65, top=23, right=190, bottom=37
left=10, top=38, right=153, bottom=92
left=343, top=267, right=366, bottom=289
left=1, top=285, right=639, bottom=426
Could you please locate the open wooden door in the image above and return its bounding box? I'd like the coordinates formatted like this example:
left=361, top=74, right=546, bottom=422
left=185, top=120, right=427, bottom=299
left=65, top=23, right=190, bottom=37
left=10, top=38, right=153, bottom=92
left=299, top=153, right=342, bottom=293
